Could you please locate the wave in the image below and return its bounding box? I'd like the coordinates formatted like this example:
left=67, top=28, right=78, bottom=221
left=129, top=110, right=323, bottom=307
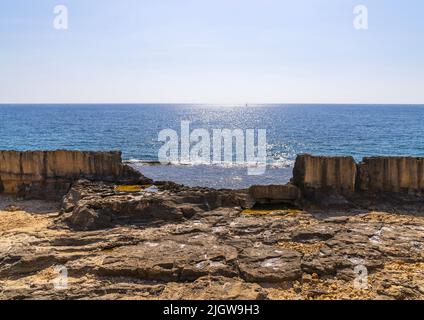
left=125, top=158, right=294, bottom=168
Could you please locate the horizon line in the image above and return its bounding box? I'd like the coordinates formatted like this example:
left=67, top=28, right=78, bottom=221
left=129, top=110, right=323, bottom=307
left=1, top=102, right=424, bottom=106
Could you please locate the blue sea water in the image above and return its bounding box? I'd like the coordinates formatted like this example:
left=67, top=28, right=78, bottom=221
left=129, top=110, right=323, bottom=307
left=1, top=104, right=424, bottom=188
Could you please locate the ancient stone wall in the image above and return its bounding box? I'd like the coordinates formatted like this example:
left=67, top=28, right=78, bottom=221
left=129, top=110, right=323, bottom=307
left=4, top=151, right=424, bottom=202
left=293, top=154, right=424, bottom=197
left=357, top=157, right=424, bottom=194
left=293, top=154, right=357, bottom=197
left=0, top=150, right=142, bottom=199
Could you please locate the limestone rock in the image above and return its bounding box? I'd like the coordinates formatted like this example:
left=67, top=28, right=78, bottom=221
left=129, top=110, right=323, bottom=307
left=293, top=154, right=357, bottom=198
left=96, top=238, right=239, bottom=281
left=0, top=150, right=150, bottom=200
left=60, top=181, right=250, bottom=231
left=238, top=246, right=302, bottom=283
left=160, top=276, right=268, bottom=300
left=248, top=184, right=299, bottom=205
left=357, top=157, right=424, bottom=194
left=3, top=198, right=424, bottom=300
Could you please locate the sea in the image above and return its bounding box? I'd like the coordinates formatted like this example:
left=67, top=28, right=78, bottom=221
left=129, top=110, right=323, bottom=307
left=1, top=104, right=424, bottom=189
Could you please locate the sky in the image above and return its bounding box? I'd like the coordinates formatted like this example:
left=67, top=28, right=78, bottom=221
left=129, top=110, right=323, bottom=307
left=0, top=0, right=423, bottom=104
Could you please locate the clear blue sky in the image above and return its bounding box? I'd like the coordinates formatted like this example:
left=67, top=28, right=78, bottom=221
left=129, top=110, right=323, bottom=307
left=1, top=0, right=423, bottom=104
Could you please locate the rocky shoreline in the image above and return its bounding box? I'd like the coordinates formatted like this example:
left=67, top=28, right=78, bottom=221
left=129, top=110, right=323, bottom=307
left=1, top=151, right=424, bottom=300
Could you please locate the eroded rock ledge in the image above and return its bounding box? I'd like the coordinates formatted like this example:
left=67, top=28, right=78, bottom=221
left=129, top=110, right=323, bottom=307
left=2, top=194, right=424, bottom=300
left=60, top=180, right=251, bottom=231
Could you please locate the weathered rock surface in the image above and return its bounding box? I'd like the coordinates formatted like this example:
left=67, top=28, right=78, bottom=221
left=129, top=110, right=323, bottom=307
left=3, top=151, right=424, bottom=300
left=2, top=186, right=424, bottom=300
left=60, top=180, right=251, bottom=231
left=249, top=184, right=300, bottom=205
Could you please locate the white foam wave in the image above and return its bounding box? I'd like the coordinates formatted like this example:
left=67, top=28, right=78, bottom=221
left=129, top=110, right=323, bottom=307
left=125, top=158, right=294, bottom=168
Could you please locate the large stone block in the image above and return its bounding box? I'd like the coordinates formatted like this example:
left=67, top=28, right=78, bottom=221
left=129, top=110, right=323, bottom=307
left=357, top=157, right=424, bottom=194
left=293, top=154, right=357, bottom=197
left=249, top=184, right=299, bottom=204
left=44, top=150, right=123, bottom=179
left=0, top=150, right=145, bottom=199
